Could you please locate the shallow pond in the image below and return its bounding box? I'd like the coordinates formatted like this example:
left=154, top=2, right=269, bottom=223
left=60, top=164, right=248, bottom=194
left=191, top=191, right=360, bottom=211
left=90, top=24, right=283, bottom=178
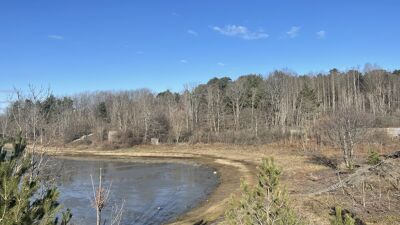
left=56, top=157, right=219, bottom=225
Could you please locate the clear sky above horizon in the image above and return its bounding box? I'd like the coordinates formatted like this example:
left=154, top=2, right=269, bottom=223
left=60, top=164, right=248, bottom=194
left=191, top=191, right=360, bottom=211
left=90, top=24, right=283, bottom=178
left=1, top=0, right=399, bottom=103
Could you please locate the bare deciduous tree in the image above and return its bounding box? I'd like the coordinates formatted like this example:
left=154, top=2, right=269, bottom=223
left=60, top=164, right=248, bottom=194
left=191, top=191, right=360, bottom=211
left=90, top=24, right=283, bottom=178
left=318, top=107, right=371, bottom=169
left=2, top=66, right=399, bottom=147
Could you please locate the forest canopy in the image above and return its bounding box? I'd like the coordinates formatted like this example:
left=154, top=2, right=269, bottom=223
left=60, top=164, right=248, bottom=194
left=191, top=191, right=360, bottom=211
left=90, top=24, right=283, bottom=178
left=1, top=67, right=399, bottom=146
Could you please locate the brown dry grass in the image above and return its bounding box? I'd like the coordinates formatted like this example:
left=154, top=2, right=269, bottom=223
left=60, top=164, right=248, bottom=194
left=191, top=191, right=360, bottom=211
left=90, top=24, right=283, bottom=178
left=43, top=140, right=400, bottom=225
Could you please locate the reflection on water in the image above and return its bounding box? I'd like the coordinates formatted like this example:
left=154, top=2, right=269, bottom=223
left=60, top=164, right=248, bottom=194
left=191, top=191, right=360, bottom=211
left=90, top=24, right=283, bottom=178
left=56, top=158, right=219, bottom=225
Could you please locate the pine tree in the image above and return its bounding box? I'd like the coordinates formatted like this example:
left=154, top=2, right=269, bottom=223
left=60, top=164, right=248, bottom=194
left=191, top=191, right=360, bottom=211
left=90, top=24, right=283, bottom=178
left=296, top=84, right=320, bottom=126
left=225, top=157, right=303, bottom=225
left=96, top=102, right=109, bottom=122
left=0, top=133, right=71, bottom=225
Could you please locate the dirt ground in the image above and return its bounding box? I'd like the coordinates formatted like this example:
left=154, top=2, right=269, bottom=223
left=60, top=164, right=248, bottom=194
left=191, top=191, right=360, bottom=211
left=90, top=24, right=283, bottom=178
left=44, top=141, right=400, bottom=225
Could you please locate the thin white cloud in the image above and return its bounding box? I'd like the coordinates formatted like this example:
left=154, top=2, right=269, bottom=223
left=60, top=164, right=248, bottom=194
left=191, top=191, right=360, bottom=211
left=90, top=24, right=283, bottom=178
left=316, top=30, right=326, bottom=39
left=47, top=35, right=64, bottom=40
left=171, top=12, right=180, bottom=17
left=217, top=62, right=225, bottom=66
left=180, top=59, right=188, bottom=64
left=212, top=25, right=269, bottom=40
left=187, top=29, right=198, bottom=36
left=286, top=26, right=301, bottom=38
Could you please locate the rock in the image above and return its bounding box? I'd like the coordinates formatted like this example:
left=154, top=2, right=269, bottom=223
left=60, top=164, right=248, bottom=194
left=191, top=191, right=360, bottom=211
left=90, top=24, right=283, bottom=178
left=308, top=173, right=320, bottom=181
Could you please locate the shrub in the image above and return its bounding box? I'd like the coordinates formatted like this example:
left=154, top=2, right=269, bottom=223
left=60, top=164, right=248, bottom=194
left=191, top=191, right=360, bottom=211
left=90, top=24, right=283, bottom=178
left=366, top=130, right=391, bottom=146
left=330, top=207, right=355, bottom=225
left=225, top=157, right=303, bottom=225
left=367, top=149, right=381, bottom=165
left=63, top=122, right=92, bottom=144
left=102, top=130, right=143, bottom=149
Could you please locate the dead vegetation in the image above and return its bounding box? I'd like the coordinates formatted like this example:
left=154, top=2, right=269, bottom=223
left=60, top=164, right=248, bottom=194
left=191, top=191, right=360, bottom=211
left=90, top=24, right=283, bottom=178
left=44, top=137, right=398, bottom=225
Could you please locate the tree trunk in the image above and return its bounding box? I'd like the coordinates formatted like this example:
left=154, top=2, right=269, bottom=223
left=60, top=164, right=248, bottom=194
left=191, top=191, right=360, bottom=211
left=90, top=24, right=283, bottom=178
left=96, top=209, right=101, bottom=225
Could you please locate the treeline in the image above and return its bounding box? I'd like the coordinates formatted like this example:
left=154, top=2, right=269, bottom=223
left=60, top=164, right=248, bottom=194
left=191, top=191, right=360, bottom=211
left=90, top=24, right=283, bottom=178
left=1, top=67, right=400, bottom=146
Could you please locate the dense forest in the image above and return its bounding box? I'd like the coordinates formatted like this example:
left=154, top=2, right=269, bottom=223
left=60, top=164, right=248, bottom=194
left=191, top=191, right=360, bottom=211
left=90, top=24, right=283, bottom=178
left=1, top=67, right=400, bottom=147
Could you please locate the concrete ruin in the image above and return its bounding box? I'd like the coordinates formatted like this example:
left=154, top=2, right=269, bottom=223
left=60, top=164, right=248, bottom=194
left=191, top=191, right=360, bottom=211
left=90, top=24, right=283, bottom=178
left=1, top=143, right=15, bottom=159
left=373, top=128, right=400, bottom=138
left=385, top=128, right=400, bottom=137
left=151, top=138, right=160, bottom=145
left=108, top=131, right=119, bottom=143
left=71, top=133, right=93, bottom=143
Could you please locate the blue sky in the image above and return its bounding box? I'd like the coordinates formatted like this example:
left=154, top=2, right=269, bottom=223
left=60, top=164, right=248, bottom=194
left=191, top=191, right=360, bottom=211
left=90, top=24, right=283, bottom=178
left=0, top=0, right=399, bottom=104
